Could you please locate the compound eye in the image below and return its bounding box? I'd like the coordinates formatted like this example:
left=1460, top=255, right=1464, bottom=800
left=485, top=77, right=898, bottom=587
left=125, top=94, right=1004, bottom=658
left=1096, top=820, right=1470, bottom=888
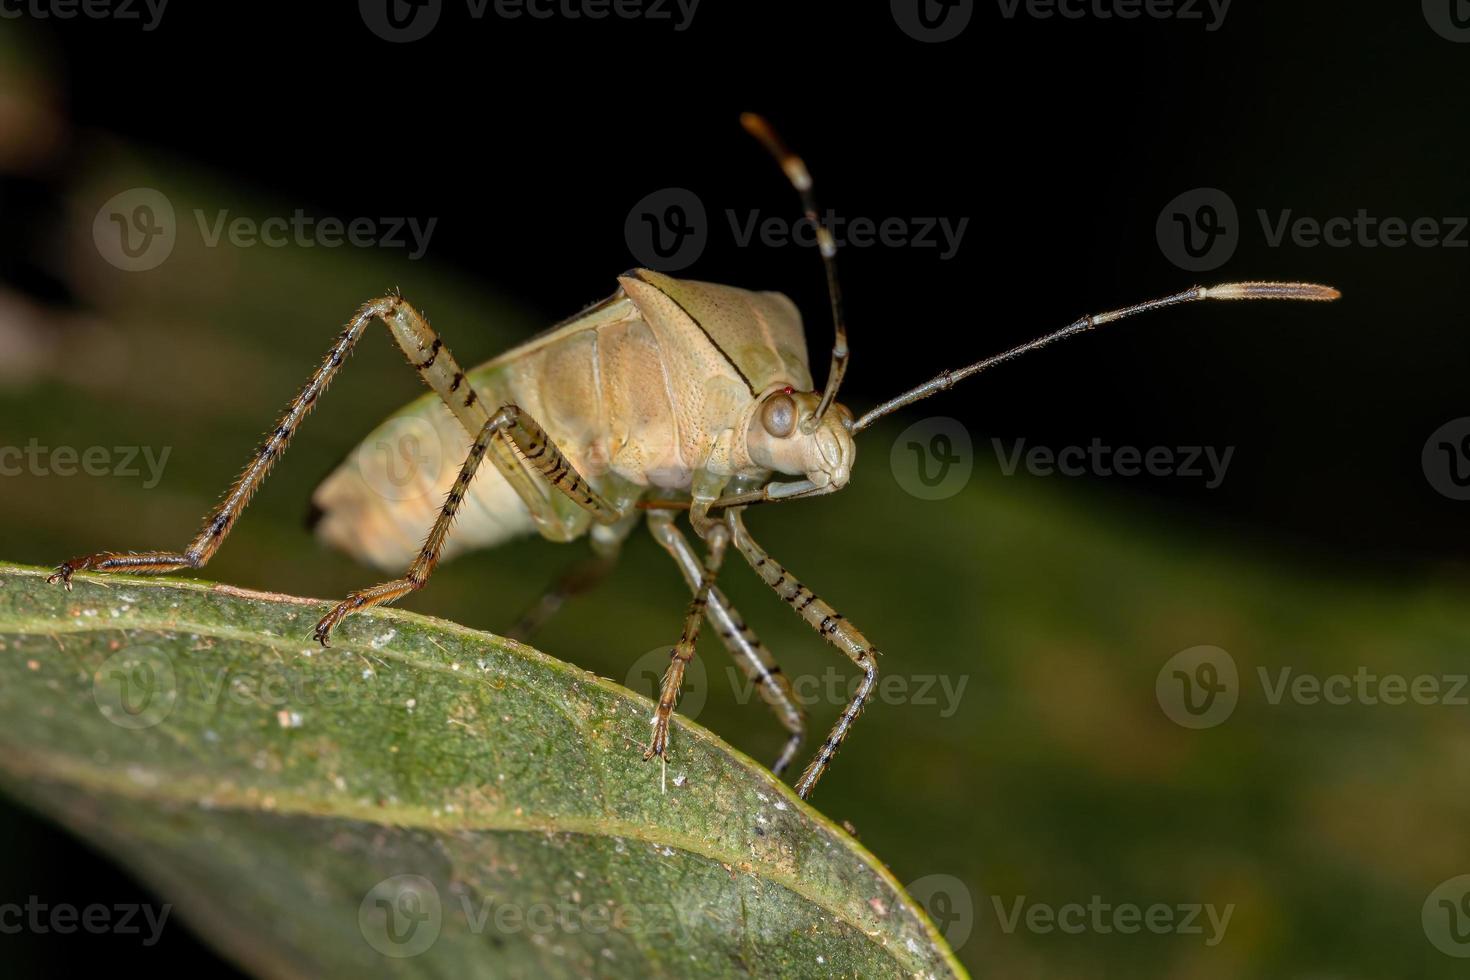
left=761, top=392, right=797, bottom=438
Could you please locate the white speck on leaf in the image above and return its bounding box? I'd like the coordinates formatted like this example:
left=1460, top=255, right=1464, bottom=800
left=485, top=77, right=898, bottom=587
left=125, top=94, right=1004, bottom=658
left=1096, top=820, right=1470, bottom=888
left=126, top=766, right=159, bottom=787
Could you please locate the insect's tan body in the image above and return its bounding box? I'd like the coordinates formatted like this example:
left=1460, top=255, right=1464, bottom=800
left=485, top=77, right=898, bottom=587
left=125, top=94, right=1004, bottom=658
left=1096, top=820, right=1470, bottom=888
left=313, top=270, right=813, bottom=571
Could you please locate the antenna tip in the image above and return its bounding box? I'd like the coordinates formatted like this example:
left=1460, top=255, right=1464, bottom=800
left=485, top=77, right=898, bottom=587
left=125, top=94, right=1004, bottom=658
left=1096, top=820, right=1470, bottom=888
left=1201, top=281, right=1341, bottom=302
left=740, top=112, right=812, bottom=191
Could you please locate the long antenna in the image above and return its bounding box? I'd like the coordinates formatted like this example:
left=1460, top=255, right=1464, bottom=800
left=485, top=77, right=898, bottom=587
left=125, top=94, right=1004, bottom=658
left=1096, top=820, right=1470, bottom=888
left=851, top=281, right=1341, bottom=434
left=741, top=112, right=848, bottom=432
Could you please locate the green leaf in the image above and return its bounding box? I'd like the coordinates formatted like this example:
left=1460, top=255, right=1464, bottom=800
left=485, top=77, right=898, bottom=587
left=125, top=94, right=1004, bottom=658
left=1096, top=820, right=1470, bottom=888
left=0, top=563, right=965, bottom=979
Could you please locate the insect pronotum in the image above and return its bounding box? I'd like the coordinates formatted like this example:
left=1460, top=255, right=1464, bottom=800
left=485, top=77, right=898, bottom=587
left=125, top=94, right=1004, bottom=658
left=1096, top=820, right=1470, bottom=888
left=47, top=114, right=1339, bottom=800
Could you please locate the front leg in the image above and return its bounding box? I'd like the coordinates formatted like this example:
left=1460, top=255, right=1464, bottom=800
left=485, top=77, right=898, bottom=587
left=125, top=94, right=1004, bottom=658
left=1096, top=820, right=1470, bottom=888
left=726, top=507, right=879, bottom=800
left=648, top=509, right=806, bottom=777
left=642, top=510, right=729, bottom=767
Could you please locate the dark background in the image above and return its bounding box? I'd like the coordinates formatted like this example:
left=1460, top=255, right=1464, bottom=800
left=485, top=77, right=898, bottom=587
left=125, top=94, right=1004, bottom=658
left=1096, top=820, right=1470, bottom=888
left=2, top=2, right=1468, bottom=976
left=11, top=1, right=1464, bottom=564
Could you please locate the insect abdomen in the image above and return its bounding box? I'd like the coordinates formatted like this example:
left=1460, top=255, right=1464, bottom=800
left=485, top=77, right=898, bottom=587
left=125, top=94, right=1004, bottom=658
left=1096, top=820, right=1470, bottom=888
left=312, top=371, right=536, bottom=572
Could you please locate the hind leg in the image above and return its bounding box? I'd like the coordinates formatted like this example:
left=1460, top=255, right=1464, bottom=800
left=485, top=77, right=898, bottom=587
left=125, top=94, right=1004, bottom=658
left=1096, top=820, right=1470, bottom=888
left=51, top=294, right=496, bottom=587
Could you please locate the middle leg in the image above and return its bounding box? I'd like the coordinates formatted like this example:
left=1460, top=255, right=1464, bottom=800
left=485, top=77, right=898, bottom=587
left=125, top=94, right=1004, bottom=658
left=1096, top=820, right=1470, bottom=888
left=313, top=404, right=624, bottom=644
left=505, top=513, right=637, bottom=641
